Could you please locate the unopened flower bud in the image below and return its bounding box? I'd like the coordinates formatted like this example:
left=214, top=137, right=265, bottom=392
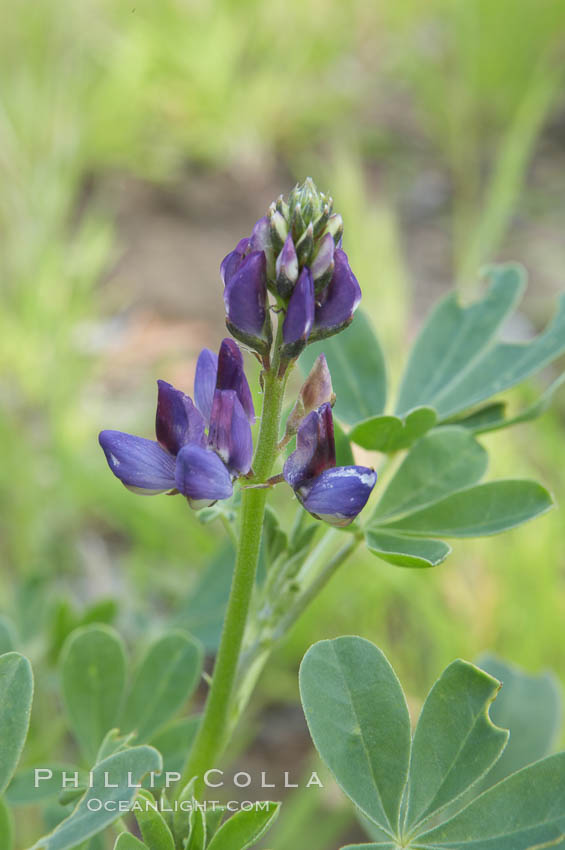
left=311, top=232, right=335, bottom=292
left=269, top=208, right=288, bottom=252
left=275, top=232, right=299, bottom=299
left=324, top=213, right=344, bottom=246
left=296, top=222, right=314, bottom=266
left=223, top=251, right=272, bottom=355
left=313, top=203, right=332, bottom=237
left=285, top=353, right=335, bottom=439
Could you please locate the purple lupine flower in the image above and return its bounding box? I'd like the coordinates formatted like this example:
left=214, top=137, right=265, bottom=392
left=99, top=339, right=254, bottom=509
left=283, top=402, right=376, bottom=527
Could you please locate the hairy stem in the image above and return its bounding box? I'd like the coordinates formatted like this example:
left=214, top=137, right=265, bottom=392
left=179, top=365, right=287, bottom=794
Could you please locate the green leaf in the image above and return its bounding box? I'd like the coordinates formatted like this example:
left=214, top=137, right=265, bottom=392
left=0, top=653, right=33, bottom=795
left=299, top=637, right=410, bottom=834
left=452, top=402, right=507, bottom=432
left=370, top=427, right=488, bottom=523
left=123, top=631, right=203, bottom=742
left=416, top=752, right=565, bottom=848
left=0, top=797, right=13, bottom=850
left=456, top=372, right=565, bottom=436
left=435, top=296, right=565, bottom=420
left=0, top=617, right=17, bottom=655
left=396, top=265, right=525, bottom=415
left=186, top=808, right=206, bottom=850
left=404, top=660, right=509, bottom=831
left=96, top=729, right=137, bottom=762
left=135, top=791, right=175, bottom=850
left=300, top=310, right=387, bottom=425
left=114, top=835, right=148, bottom=850
left=349, top=408, right=437, bottom=453
left=476, top=654, right=562, bottom=790
left=365, top=530, right=451, bottom=568
left=30, top=746, right=162, bottom=850
left=334, top=419, right=355, bottom=465
left=379, top=480, right=553, bottom=537
left=175, top=544, right=234, bottom=652
left=149, top=717, right=200, bottom=788
left=6, top=765, right=82, bottom=806
left=206, top=803, right=280, bottom=850
left=340, top=845, right=395, bottom=849
left=61, top=626, right=127, bottom=763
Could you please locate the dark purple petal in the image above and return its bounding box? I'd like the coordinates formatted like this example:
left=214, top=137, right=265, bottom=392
left=300, top=465, right=377, bottom=527
left=208, top=389, right=253, bottom=475
left=313, top=249, right=361, bottom=337
left=194, top=348, right=218, bottom=425
left=156, top=380, right=206, bottom=455
left=220, top=238, right=250, bottom=286
left=216, top=338, right=255, bottom=423
left=99, top=430, right=176, bottom=494
left=223, top=250, right=268, bottom=340
left=175, top=443, right=233, bottom=508
left=283, top=402, right=335, bottom=491
left=282, top=267, right=315, bottom=347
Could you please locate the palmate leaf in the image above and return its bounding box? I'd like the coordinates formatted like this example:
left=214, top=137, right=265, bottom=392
left=299, top=310, right=387, bottom=425
left=300, top=640, right=565, bottom=850
left=396, top=264, right=565, bottom=422
left=205, top=803, right=280, bottom=850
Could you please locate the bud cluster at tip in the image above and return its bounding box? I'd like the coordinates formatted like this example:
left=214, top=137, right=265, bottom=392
left=221, top=178, right=361, bottom=367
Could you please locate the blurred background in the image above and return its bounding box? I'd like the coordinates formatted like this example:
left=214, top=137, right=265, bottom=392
left=1, top=0, right=565, bottom=846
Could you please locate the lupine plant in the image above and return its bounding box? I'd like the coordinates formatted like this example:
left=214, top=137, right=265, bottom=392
left=1, top=179, right=565, bottom=849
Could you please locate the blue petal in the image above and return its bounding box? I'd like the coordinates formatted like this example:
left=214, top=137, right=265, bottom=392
left=283, top=402, right=335, bottom=490
left=194, top=348, right=218, bottom=425
left=314, top=249, right=361, bottom=337
left=300, top=465, right=377, bottom=526
left=208, top=389, right=253, bottom=475
left=99, top=430, right=176, bottom=494
left=223, top=251, right=268, bottom=340
left=220, top=238, right=250, bottom=286
left=175, top=443, right=233, bottom=508
left=156, top=380, right=206, bottom=455
left=282, top=267, right=315, bottom=346
left=216, top=338, right=255, bottom=423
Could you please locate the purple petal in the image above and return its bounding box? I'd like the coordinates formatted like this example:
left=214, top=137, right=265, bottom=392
left=194, top=348, right=218, bottom=425
left=275, top=233, right=299, bottom=293
left=208, top=389, right=253, bottom=475
left=223, top=251, right=268, bottom=339
left=99, top=431, right=176, bottom=494
left=216, top=338, right=255, bottom=423
left=282, top=267, right=315, bottom=347
left=300, top=466, right=377, bottom=527
left=156, top=380, right=206, bottom=455
left=283, top=402, right=335, bottom=490
left=314, top=249, right=361, bottom=336
left=249, top=216, right=271, bottom=253
left=220, top=238, right=250, bottom=286
left=175, top=443, right=233, bottom=508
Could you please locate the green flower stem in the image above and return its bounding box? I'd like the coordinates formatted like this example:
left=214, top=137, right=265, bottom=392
left=179, top=365, right=288, bottom=795
left=229, top=528, right=362, bottom=734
